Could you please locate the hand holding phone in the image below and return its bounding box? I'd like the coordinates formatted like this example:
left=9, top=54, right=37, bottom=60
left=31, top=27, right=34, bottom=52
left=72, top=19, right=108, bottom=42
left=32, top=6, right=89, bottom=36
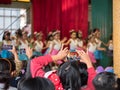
left=67, top=52, right=80, bottom=61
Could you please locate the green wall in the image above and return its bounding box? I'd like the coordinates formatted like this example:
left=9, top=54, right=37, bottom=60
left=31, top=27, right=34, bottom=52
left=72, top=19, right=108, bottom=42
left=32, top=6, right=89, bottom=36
left=91, top=0, right=113, bottom=67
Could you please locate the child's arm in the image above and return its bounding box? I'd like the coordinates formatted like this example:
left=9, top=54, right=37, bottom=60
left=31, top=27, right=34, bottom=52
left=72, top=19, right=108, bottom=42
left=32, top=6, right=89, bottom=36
left=102, top=41, right=109, bottom=47
left=64, top=39, right=71, bottom=46
left=61, top=37, right=67, bottom=43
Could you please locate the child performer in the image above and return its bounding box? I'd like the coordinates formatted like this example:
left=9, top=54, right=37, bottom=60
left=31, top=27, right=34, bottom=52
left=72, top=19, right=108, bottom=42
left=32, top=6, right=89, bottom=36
left=87, top=36, right=97, bottom=63
left=77, top=30, right=84, bottom=50
left=64, top=29, right=78, bottom=52
left=50, top=30, right=63, bottom=55
left=44, top=32, right=54, bottom=55
left=18, top=31, right=29, bottom=61
left=33, top=32, right=44, bottom=56
left=94, top=31, right=106, bottom=66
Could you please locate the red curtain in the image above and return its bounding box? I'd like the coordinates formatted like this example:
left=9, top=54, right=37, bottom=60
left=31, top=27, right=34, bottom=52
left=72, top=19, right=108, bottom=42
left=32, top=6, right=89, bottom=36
left=32, top=0, right=88, bottom=38
left=0, top=0, right=11, bottom=4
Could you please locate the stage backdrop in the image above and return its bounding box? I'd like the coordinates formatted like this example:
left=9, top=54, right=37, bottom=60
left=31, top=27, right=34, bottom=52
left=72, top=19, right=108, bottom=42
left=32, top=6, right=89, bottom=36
left=32, top=0, right=88, bottom=39
left=92, top=0, right=113, bottom=67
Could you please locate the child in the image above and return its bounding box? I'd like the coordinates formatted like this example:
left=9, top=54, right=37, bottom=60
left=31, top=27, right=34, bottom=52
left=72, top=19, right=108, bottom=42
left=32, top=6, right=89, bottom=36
left=77, top=30, right=84, bottom=50
left=64, top=29, right=78, bottom=52
left=94, top=31, right=106, bottom=66
left=87, top=36, right=97, bottom=63
left=18, top=31, right=29, bottom=61
left=33, top=32, right=43, bottom=56
left=44, top=32, right=54, bottom=55
left=50, top=30, right=63, bottom=55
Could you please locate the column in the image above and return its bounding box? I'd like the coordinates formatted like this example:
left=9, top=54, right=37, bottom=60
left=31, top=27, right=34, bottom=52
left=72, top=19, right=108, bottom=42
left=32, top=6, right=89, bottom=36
left=113, top=0, right=120, bottom=78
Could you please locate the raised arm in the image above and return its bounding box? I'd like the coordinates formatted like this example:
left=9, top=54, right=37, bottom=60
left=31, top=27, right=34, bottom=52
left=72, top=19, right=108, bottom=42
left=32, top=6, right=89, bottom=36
left=30, top=47, right=69, bottom=78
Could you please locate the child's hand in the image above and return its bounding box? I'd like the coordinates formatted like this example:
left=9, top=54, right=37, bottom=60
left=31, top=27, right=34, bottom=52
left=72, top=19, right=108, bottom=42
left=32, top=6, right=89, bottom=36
left=26, top=47, right=33, bottom=59
left=76, top=50, right=93, bottom=68
left=57, top=47, right=69, bottom=60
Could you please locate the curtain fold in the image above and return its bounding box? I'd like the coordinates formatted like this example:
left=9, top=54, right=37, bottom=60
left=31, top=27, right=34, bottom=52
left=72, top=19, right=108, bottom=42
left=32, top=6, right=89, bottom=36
left=32, top=0, right=88, bottom=38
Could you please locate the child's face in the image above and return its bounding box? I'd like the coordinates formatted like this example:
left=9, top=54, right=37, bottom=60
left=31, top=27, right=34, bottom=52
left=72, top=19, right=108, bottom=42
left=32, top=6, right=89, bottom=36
left=54, top=33, right=60, bottom=40
left=38, top=35, right=43, bottom=40
left=78, top=33, right=82, bottom=38
left=71, top=32, right=77, bottom=39
left=5, top=34, right=10, bottom=40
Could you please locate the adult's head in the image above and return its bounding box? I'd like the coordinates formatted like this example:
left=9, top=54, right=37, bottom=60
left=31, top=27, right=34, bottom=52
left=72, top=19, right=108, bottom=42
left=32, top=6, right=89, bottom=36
left=58, top=61, right=81, bottom=90
left=78, top=62, right=88, bottom=87
left=18, top=77, right=55, bottom=90
left=93, top=72, right=118, bottom=90
left=0, top=58, right=14, bottom=89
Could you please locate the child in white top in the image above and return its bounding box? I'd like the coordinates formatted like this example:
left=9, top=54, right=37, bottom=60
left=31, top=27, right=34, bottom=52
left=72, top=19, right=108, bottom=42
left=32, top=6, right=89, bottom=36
left=33, top=32, right=43, bottom=56
left=64, top=29, right=78, bottom=52
left=87, top=36, right=97, bottom=63
left=77, top=30, right=84, bottom=50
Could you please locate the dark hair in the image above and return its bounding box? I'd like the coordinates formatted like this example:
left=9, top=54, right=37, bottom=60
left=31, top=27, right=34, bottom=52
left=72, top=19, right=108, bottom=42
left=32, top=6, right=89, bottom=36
left=17, top=77, right=55, bottom=90
left=58, top=61, right=81, bottom=90
left=93, top=28, right=99, bottom=33
left=25, top=55, right=39, bottom=79
left=78, top=62, right=88, bottom=86
left=15, top=29, right=23, bottom=38
left=0, top=58, right=12, bottom=89
left=2, top=31, right=11, bottom=40
left=93, top=72, right=117, bottom=90
left=46, top=34, right=53, bottom=41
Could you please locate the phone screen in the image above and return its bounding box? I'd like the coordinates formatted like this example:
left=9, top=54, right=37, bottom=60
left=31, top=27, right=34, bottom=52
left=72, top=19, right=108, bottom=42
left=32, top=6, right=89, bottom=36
left=67, top=52, right=80, bottom=61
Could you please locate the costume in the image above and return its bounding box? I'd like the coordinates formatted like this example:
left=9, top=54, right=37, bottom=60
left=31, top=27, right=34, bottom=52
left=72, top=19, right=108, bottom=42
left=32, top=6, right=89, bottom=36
left=33, top=40, right=43, bottom=56
left=18, top=40, right=28, bottom=61
left=69, top=39, right=78, bottom=52
left=87, top=42, right=97, bottom=63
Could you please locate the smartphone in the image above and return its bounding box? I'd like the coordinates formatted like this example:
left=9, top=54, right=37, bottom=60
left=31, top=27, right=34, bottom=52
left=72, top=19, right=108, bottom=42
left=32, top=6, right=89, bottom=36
left=19, top=49, right=26, bottom=54
left=2, top=45, right=13, bottom=50
left=67, top=52, right=80, bottom=61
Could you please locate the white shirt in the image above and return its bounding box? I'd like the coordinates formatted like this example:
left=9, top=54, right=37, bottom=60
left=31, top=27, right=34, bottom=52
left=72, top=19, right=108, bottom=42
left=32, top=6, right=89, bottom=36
left=35, top=41, right=43, bottom=52
left=53, top=40, right=62, bottom=51
left=70, top=39, right=78, bottom=50
left=88, top=42, right=97, bottom=53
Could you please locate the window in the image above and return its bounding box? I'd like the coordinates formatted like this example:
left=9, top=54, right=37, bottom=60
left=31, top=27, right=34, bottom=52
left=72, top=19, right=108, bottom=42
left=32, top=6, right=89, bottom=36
left=0, top=7, right=27, bottom=41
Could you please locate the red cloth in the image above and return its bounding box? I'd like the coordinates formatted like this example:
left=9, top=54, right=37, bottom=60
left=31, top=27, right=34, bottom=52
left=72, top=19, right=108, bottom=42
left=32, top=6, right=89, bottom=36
left=32, top=0, right=88, bottom=39
left=0, top=0, right=11, bottom=4
left=31, top=55, right=63, bottom=90
left=81, top=67, right=96, bottom=90
left=31, top=55, right=96, bottom=90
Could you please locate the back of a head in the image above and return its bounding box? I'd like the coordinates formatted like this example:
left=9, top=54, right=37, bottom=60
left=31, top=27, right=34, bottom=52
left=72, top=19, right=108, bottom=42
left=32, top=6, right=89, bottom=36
left=78, top=62, right=88, bottom=86
left=0, top=58, right=12, bottom=89
left=17, top=77, right=55, bottom=90
left=58, top=61, right=81, bottom=90
left=93, top=72, right=117, bottom=90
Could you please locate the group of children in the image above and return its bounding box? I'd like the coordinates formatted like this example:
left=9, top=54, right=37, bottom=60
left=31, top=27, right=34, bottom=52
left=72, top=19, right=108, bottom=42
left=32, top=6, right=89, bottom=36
left=0, top=27, right=115, bottom=90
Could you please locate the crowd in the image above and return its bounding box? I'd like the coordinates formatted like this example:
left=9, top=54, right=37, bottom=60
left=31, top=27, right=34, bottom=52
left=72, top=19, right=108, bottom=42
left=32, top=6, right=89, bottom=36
left=0, top=26, right=116, bottom=90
